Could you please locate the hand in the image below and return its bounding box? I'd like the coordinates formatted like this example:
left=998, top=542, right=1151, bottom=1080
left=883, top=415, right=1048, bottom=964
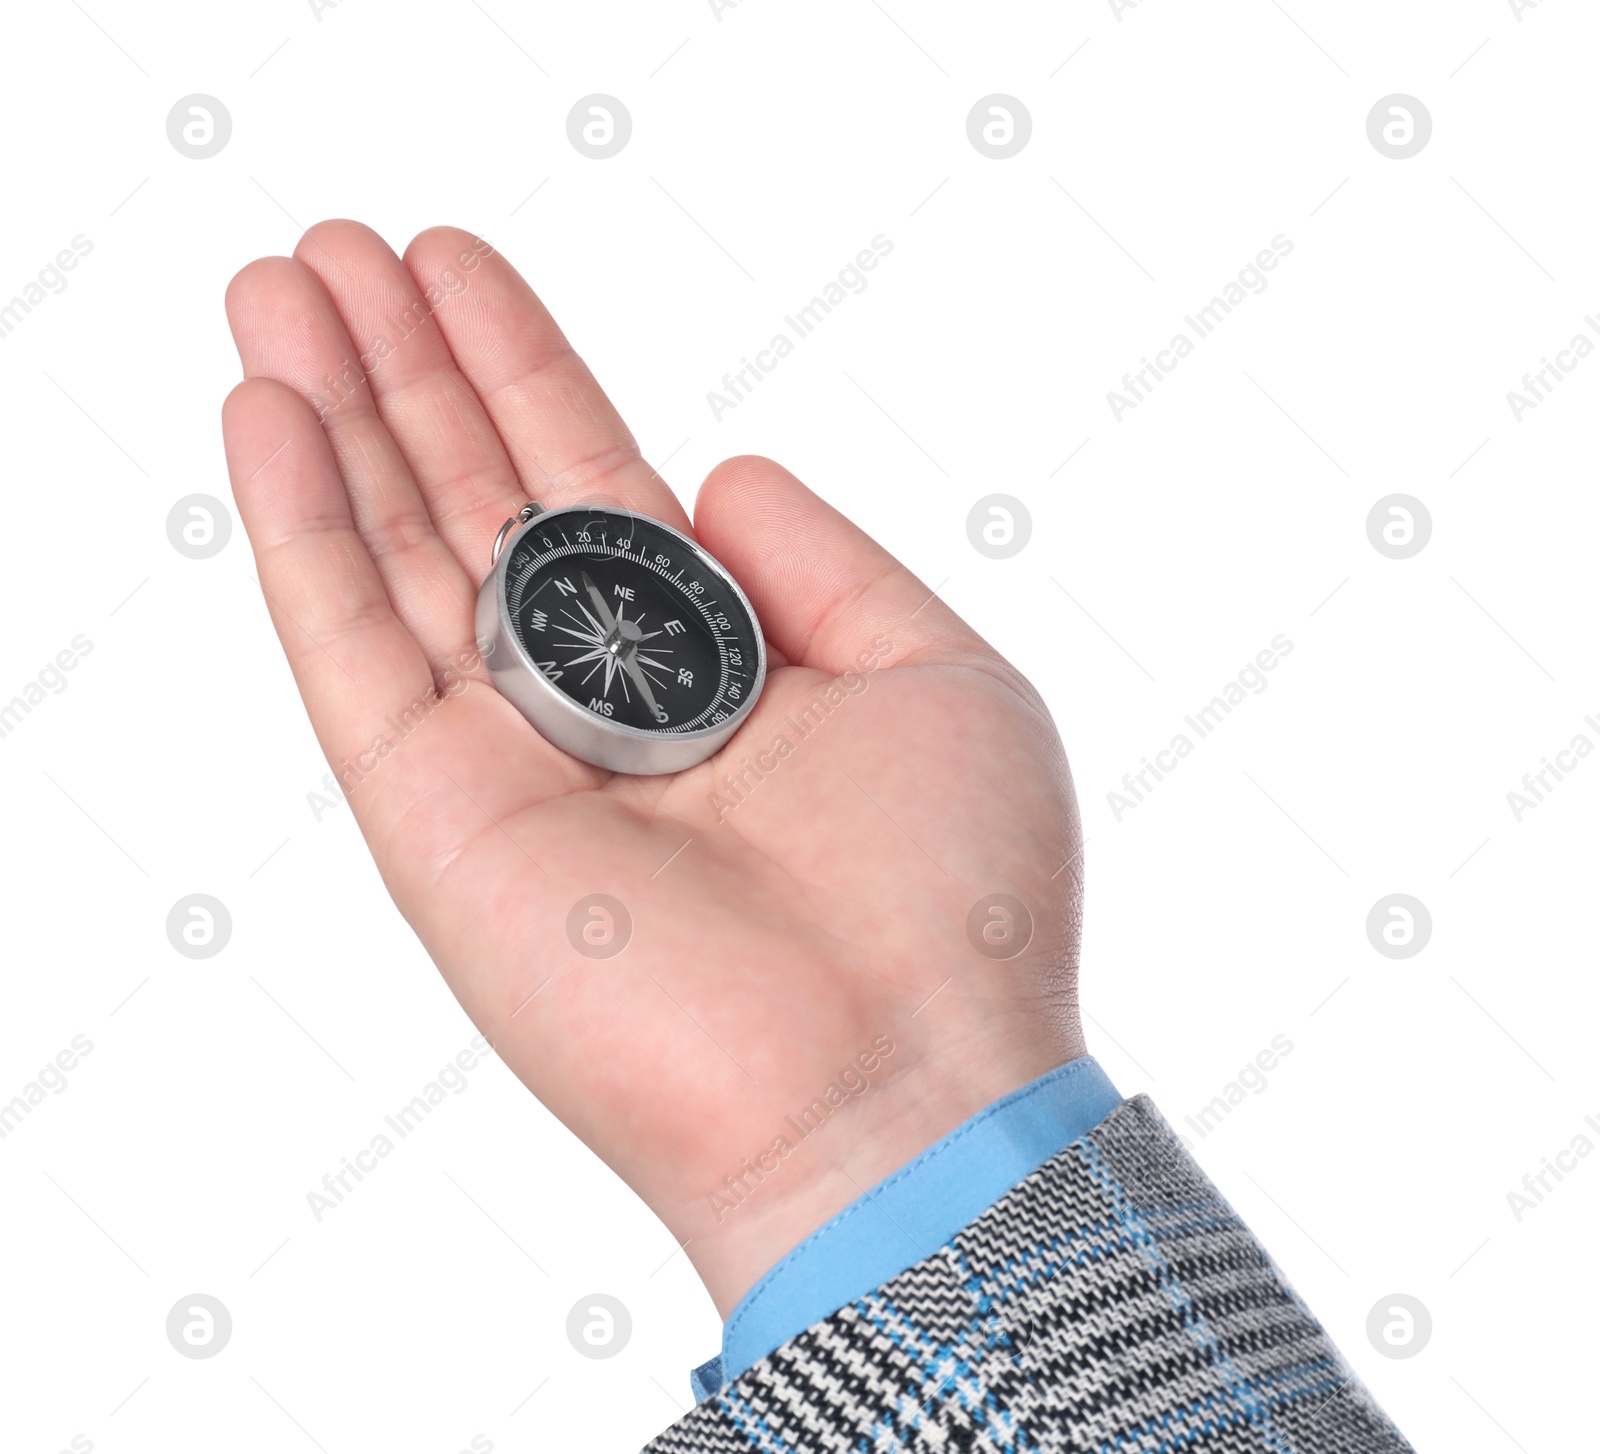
left=221, top=222, right=1086, bottom=1315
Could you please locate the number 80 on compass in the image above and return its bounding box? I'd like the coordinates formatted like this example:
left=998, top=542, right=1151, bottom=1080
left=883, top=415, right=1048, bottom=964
left=476, top=504, right=767, bottom=775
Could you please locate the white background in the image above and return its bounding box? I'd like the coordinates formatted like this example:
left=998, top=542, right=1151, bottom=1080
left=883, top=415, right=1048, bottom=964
left=1, top=1, right=1595, bottom=1450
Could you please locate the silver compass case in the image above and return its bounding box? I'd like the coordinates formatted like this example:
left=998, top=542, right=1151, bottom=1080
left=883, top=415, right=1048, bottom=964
left=475, top=504, right=767, bottom=776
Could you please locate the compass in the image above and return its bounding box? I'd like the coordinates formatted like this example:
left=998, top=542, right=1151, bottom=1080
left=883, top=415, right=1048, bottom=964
left=476, top=502, right=767, bottom=774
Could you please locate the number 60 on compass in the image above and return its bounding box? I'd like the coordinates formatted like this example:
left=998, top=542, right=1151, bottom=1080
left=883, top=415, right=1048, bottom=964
left=476, top=503, right=767, bottom=775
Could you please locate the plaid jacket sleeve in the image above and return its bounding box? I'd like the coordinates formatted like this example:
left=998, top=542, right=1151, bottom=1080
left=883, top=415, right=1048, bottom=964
left=644, top=1095, right=1413, bottom=1453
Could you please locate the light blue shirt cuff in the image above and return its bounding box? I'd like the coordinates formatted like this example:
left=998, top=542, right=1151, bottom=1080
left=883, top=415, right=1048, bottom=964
left=699, top=1053, right=1122, bottom=1395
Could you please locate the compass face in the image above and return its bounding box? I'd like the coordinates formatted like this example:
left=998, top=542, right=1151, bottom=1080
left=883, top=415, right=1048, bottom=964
left=500, top=508, right=763, bottom=736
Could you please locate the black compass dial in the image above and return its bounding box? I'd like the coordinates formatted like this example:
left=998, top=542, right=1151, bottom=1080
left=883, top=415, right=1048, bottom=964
left=503, top=510, right=761, bottom=734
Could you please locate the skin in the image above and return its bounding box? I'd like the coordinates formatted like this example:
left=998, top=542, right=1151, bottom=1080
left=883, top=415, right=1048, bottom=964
left=221, top=222, right=1088, bottom=1317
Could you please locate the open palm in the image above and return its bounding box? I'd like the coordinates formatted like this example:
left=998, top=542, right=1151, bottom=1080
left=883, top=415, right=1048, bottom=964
left=222, top=223, right=1086, bottom=1312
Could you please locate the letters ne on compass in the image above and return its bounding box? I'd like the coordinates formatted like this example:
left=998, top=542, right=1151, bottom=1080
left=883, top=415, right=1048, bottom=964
left=554, top=572, right=675, bottom=722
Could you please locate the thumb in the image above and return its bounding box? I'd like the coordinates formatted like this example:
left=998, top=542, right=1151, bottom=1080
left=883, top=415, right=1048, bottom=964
left=693, top=455, right=986, bottom=675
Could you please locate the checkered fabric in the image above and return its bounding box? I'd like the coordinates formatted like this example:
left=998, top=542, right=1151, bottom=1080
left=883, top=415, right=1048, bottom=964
left=645, top=1095, right=1412, bottom=1453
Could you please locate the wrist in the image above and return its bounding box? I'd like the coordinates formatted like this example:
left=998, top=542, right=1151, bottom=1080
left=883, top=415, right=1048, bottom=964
left=682, top=1011, right=1085, bottom=1319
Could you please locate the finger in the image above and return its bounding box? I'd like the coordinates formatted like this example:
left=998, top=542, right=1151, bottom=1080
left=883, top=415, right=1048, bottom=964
left=225, top=253, right=477, bottom=677
left=694, top=455, right=990, bottom=675
left=292, top=221, right=527, bottom=577
left=403, top=226, right=693, bottom=533
left=221, top=375, right=444, bottom=767
left=224, top=376, right=603, bottom=883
